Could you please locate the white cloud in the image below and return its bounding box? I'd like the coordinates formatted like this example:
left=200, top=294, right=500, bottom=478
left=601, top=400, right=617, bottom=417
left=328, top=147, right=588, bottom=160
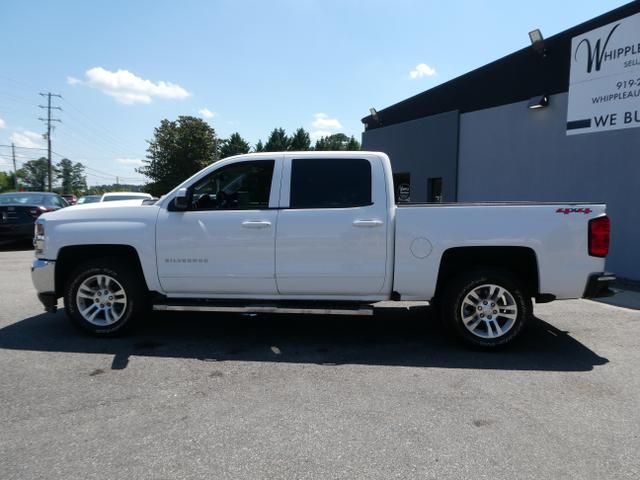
left=312, top=113, right=342, bottom=130
left=0, top=117, right=5, bottom=129
left=409, top=63, right=437, bottom=79
left=79, top=67, right=191, bottom=104
left=198, top=108, right=216, bottom=119
left=310, top=129, right=333, bottom=140
left=67, top=76, right=81, bottom=86
left=10, top=130, right=43, bottom=149
left=115, top=158, right=144, bottom=167
left=310, top=113, right=342, bottom=140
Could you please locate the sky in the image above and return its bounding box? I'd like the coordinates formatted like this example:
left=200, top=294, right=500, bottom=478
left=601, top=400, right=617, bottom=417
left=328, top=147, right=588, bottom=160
left=0, top=0, right=631, bottom=186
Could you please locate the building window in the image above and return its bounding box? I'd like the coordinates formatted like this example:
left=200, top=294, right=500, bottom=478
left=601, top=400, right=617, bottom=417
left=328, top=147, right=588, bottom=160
left=428, top=177, right=443, bottom=203
left=393, top=172, right=411, bottom=202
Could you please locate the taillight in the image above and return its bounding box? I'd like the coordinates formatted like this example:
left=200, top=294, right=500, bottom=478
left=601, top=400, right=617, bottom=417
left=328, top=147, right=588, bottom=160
left=589, top=216, right=610, bottom=257
left=29, top=206, right=49, bottom=217
left=29, top=206, right=54, bottom=218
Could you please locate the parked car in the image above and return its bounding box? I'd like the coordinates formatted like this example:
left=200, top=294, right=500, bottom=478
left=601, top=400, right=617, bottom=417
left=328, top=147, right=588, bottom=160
left=31, top=152, right=614, bottom=348
left=100, top=192, right=152, bottom=202
left=60, top=194, right=77, bottom=205
left=76, top=195, right=101, bottom=205
left=0, top=192, right=68, bottom=243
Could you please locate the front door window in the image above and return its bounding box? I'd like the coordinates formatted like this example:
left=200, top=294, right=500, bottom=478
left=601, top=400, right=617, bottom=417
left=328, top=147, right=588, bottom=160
left=191, top=160, right=274, bottom=210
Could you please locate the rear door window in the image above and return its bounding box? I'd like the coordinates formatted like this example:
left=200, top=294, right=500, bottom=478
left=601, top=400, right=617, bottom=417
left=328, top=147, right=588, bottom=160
left=289, top=158, right=372, bottom=208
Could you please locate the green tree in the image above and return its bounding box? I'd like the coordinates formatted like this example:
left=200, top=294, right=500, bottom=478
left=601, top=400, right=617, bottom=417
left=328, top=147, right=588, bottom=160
left=314, top=133, right=360, bottom=151
left=346, top=135, right=361, bottom=150
left=56, top=158, right=87, bottom=194
left=17, top=158, right=55, bottom=191
left=220, top=132, right=251, bottom=159
left=289, top=127, right=311, bottom=151
left=254, top=140, right=265, bottom=152
left=86, top=183, right=145, bottom=195
left=138, top=116, right=220, bottom=196
left=0, top=171, right=17, bottom=192
left=264, top=128, right=290, bottom=152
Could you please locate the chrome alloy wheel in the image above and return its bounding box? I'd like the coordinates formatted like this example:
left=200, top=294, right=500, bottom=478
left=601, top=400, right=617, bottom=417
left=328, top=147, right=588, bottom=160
left=460, top=283, right=518, bottom=339
left=75, top=274, right=128, bottom=326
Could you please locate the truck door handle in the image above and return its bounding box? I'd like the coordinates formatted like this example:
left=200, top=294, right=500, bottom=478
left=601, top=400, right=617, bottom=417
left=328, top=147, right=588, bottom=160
left=242, top=220, right=272, bottom=228
left=353, top=219, right=384, bottom=227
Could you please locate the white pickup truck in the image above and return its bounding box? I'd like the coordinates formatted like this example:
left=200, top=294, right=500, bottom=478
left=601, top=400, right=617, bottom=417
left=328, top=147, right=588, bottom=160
left=31, top=151, right=614, bottom=348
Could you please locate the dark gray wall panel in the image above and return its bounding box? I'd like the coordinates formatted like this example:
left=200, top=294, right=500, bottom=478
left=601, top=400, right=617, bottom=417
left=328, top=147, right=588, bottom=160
left=362, top=111, right=459, bottom=202
left=458, top=92, right=640, bottom=280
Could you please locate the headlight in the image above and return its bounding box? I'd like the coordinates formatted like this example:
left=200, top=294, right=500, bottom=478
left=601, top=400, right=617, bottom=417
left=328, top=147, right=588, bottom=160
left=34, top=222, right=45, bottom=254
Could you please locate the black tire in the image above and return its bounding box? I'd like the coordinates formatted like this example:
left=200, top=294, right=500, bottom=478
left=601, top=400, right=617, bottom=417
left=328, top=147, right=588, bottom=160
left=64, top=257, right=148, bottom=336
left=440, top=269, right=531, bottom=349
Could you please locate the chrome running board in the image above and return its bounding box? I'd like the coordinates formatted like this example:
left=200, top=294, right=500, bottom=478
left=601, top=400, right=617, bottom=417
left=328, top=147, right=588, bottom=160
left=152, top=302, right=375, bottom=316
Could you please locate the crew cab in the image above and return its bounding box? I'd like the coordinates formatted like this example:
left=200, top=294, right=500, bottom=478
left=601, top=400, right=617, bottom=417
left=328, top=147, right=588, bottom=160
left=31, top=152, right=614, bottom=348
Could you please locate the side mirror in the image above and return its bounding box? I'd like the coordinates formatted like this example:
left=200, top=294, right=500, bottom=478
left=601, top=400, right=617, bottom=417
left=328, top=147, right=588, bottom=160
left=173, top=188, right=189, bottom=211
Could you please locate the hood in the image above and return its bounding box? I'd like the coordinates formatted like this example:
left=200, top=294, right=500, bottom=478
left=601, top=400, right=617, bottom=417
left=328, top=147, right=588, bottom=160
left=39, top=199, right=159, bottom=223
left=71, top=199, right=146, bottom=208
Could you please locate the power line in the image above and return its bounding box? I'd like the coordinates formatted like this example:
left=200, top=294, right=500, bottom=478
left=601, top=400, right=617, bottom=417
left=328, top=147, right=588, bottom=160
left=0, top=78, right=145, bottom=159
left=1, top=77, right=146, bottom=184
left=49, top=149, right=146, bottom=183
left=0, top=153, right=26, bottom=163
left=0, top=144, right=47, bottom=151
left=38, top=92, right=62, bottom=191
left=1, top=76, right=145, bottom=160
left=0, top=75, right=41, bottom=92
left=54, top=126, right=135, bottom=163
left=0, top=91, right=37, bottom=105
left=51, top=151, right=146, bottom=183
left=0, top=152, right=142, bottom=181
left=0, top=86, right=146, bottom=188
left=2, top=145, right=146, bottom=183
left=61, top=97, right=144, bottom=154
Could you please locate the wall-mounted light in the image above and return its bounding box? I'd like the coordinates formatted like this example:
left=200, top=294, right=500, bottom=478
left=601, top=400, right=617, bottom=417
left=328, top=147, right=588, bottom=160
left=528, top=29, right=546, bottom=56
left=364, top=107, right=380, bottom=128
left=528, top=94, right=549, bottom=109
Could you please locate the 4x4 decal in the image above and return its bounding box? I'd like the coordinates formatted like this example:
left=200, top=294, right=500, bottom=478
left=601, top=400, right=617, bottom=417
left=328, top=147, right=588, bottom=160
left=556, top=207, right=593, bottom=215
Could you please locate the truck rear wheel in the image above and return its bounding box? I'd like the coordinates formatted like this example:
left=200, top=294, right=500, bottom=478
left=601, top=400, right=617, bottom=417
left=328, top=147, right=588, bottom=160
left=441, top=270, right=531, bottom=348
left=63, top=258, right=147, bottom=335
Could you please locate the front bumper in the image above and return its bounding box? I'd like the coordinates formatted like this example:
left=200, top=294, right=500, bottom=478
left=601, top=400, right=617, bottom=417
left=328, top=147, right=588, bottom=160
left=31, top=259, right=58, bottom=312
left=583, top=272, right=616, bottom=299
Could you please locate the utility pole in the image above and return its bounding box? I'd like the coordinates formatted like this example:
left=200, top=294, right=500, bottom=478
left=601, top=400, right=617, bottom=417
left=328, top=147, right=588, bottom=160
left=38, top=92, right=62, bottom=191
left=11, top=143, right=18, bottom=190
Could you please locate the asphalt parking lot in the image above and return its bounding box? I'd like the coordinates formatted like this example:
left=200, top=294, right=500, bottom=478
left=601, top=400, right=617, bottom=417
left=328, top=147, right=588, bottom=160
left=1, top=247, right=639, bottom=480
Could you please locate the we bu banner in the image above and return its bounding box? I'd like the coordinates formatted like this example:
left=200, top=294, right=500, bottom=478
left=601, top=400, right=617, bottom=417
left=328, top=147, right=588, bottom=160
left=567, top=12, right=640, bottom=135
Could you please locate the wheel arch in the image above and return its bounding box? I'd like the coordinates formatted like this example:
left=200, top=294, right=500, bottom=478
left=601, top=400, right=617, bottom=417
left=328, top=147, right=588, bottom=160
left=55, top=244, right=148, bottom=297
left=434, top=246, right=540, bottom=300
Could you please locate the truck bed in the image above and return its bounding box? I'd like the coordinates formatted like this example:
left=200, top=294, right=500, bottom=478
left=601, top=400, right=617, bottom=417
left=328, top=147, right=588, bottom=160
left=392, top=202, right=607, bottom=301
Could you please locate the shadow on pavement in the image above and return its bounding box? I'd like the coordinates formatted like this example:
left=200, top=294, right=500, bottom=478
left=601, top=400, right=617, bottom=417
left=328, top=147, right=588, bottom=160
left=0, top=306, right=608, bottom=372
left=590, top=289, right=640, bottom=310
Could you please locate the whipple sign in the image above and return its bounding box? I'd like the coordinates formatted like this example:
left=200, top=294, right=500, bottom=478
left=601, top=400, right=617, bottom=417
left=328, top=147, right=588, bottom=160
left=567, top=12, right=640, bottom=135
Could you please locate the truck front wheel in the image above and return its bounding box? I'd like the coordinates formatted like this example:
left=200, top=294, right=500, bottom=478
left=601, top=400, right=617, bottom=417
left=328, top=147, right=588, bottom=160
left=63, top=258, right=147, bottom=335
left=441, top=270, right=531, bottom=348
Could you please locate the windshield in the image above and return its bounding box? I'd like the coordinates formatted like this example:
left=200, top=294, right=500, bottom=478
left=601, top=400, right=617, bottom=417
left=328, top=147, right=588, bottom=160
left=77, top=196, right=101, bottom=204
left=0, top=193, right=47, bottom=205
